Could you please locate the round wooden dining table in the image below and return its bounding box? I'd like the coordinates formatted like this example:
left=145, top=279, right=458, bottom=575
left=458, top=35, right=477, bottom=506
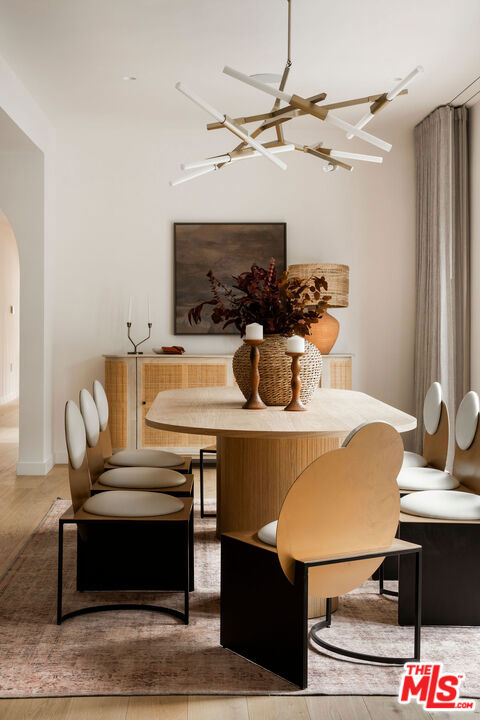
left=146, top=386, right=416, bottom=537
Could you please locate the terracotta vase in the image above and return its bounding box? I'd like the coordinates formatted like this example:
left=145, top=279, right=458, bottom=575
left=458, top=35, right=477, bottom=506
left=308, top=311, right=340, bottom=354
left=232, top=334, right=322, bottom=406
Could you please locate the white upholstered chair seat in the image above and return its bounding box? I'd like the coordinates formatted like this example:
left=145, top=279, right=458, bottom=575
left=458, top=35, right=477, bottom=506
left=401, top=490, right=480, bottom=521
left=83, top=490, right=184, bottom=517
left=397, top=467, right=459, bottom=491
left=257, top=520, right=278, bottom=547
left=402, top=451, right=428, bottom=469
left=108, top=449, right=184, bottom=468
left=98, top=467, right=186, bottom=489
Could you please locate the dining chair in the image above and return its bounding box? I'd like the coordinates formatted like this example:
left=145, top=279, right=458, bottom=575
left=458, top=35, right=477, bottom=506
left=79, top=388, right=193, bottom=497
left=397, top=390, right=474, bottom=492
left=221, top=422, right=422, bottom=688
left=398, top=390, right=480, bottom=625
left=401, top=381, right=449, bottom=471
left=93, top=379, right=192, bottom=473
left=58, top=400, right=193, bottom=625
left=199, top=443, right=216, bottom=518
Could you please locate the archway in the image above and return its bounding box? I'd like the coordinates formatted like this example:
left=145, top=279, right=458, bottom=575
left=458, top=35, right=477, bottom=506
left=0, top=108, right=50, bottom=474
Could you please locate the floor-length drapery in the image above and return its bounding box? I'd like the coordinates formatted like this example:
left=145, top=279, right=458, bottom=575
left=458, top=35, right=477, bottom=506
left=414, top=105, right=470, bottom=461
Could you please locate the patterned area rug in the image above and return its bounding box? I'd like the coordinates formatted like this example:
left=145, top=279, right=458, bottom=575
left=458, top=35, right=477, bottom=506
left=0, top=499, right=478, bottom=698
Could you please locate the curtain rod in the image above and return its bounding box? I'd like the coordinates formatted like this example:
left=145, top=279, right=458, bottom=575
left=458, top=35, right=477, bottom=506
left=449, top=73, right=480, bottom=106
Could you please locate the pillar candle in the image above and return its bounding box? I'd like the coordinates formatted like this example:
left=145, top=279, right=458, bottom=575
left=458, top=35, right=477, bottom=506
left=245, top=323, right=263, bottom=340
left=286, top=335, right=305, bottom=353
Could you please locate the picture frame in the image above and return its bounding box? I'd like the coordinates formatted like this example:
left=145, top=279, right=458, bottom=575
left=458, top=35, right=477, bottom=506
left=174, top=222, right=287, bottom=335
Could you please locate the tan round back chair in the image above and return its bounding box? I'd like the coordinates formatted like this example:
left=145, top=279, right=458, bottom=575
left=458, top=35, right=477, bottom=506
left=220, top=421, right=422, bottom=688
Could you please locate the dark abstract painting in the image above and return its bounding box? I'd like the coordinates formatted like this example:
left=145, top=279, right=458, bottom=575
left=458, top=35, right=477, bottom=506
left=174, top=223, right=286, bottom=335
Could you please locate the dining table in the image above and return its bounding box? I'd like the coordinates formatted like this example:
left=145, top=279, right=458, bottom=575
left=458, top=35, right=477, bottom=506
left=146, top=386, right=417, bottom=537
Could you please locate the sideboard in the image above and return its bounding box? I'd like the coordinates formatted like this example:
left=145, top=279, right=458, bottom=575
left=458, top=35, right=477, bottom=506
left=104, top=353, right=353, bottom=456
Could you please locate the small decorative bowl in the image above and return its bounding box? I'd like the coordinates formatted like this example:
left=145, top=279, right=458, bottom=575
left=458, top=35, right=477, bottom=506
left=152, top=346, right=185, bottom=355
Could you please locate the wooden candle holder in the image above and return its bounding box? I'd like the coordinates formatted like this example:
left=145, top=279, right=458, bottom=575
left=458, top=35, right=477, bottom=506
left=243, top=339, right=267, bottom=410
left=284, top=351, right=307, bottom=412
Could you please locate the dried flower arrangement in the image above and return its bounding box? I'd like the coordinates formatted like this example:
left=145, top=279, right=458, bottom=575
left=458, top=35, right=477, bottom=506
left=188, top=258, right=330, bottom=337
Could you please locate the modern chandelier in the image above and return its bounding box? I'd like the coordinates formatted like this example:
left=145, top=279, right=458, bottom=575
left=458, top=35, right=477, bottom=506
left=170, top=0, right=423, bottom=186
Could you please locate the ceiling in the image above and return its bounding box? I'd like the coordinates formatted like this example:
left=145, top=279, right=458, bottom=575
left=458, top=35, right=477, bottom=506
left=0, top=0, right=479, bottom=135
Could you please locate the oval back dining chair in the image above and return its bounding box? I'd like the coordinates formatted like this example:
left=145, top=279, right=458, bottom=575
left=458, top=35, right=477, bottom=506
left=399, top=390, right=480, bottom=626
left=398, top=389, right=477, bottom=493
left=58, top=400, right=193, bottom=625
left=80, top=388, right=192, bottom=497
left=402, top=381, right=449, bottom=470
left=92, top=379, right=191, bottom=473
left=221, top=421, right=422, bottom=688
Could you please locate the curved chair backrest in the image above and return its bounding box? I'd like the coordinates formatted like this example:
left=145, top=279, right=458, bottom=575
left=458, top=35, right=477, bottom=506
left=453, top=391, right=480, bottom=493
left=276, top=421, right=403, bottom=599
left=93, top=380, right=112, bottom=458
left=65, top=400, right=92, bottom=511
left=422, top=382, right=449, bottom=470
left=79, top=388, right=104, bottom=481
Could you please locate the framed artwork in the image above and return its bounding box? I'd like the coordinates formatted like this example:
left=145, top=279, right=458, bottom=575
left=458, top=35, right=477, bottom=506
left=174, top=222, right=287, bottom=335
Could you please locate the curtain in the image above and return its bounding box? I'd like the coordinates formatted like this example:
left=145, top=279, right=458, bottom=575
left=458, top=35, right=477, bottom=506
left=414, top=105, right=470, bottom=463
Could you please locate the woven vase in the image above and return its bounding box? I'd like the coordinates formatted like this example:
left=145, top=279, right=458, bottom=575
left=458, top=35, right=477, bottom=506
left=233, top=335, right=322, bottom=407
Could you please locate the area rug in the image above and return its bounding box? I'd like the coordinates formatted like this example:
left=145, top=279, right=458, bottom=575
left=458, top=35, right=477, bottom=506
left=0, top=499, right=478, bottom=698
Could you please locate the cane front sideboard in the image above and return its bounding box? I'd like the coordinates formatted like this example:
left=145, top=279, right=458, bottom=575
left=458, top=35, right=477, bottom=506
left=103, top=353, right=353, bottom=457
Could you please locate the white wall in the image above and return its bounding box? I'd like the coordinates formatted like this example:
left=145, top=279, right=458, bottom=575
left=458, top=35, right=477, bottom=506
left=53, top=123, right=416, bottom=460
left=0, top=210, right=19, bottom=404
left=471, top=103, right=480, bottom=394
left=0, top=54, right=56, bottom=474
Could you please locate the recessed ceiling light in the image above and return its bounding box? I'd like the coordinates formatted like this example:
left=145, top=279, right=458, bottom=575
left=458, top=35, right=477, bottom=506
left=122, top=76, right=136, bottom=81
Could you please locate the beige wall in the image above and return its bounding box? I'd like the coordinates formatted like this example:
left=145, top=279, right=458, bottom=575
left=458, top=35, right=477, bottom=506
left=0, top=210, right=19, bottom=404
left=52, top=123, right=416, bottom=460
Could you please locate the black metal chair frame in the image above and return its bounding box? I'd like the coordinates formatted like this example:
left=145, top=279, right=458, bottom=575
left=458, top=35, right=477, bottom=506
left=199, top=446, right=217, bottom=518
left=309, top=545, right=422, bottom=665
left=57, top=511, right=192, bottom=626
left=221, top=534, right=422, bottom=689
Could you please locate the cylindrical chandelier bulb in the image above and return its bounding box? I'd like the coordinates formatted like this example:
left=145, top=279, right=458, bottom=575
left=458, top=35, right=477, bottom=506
left=223, top=118, right=288, bottom=169
left=181, top=156, right=231, bottom=170
left=346, top=111, right=374, bottom=140
left=175, top=82, right=225, bottom=123
left=181, top=144, right=295, bottom=171
left=325, top=114, right=392, bottom=152
left=331, top=150, right=383, bottom=163
left=175, top=81, right=287, bottom=170
left=169, top=166, right=216, bottom=186
left=386, top=66, right=424, bottom=101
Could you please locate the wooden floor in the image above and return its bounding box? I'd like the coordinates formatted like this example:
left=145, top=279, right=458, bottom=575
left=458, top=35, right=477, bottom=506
left=0, top=400, right=477, bottom=720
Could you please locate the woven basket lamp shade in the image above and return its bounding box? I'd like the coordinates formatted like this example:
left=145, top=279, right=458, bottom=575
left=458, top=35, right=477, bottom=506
left=288, top=263, right=350, bottom=354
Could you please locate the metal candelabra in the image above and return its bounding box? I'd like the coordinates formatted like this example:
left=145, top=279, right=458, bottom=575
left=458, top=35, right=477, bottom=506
left=127, top=322, right=152, bottom=355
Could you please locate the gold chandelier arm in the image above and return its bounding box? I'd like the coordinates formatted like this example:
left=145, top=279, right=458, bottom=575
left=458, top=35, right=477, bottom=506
left=316, top=89, right=407, bottom=113
left=206, top=92, right=327, bottom=132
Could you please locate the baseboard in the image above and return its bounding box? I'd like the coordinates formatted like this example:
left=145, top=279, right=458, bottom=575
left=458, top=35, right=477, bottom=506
left=54, top=450, right=68, bottom=465
left=17, top=455, right=54, bottom=476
